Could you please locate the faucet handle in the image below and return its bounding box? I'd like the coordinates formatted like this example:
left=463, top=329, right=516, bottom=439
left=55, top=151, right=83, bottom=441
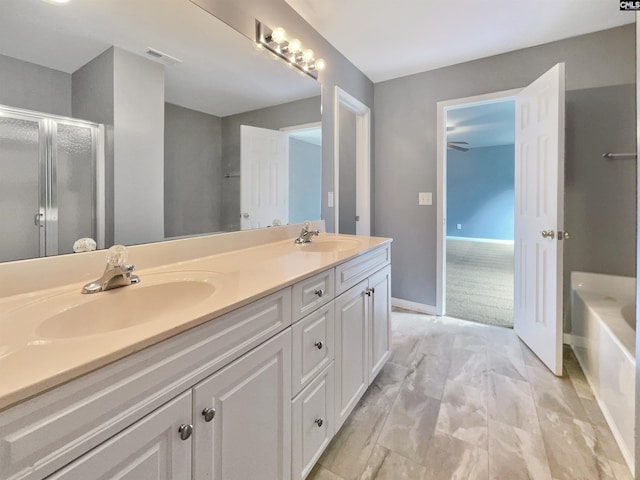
left=106, top=245, right=128, bottom=267
left=302, top=221, right=311, bottom=231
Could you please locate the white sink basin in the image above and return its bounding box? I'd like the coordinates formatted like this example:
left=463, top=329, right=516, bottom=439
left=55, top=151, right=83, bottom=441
left=296, top=238, right=360, bottom=253
left=6, top=271, right=218, bottom=341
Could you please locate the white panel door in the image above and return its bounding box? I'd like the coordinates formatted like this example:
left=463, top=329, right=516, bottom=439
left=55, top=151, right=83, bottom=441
left=368, top=266, right=391, bottom=381
left=193, top=328, right=292, bottom=480
left=334, top=280, right=369, bottom=429
left=514, top=63, right=565, bottom=376
left=240, top=125, right=289, bottom=230
left=47, top=392, right=192, bottom=480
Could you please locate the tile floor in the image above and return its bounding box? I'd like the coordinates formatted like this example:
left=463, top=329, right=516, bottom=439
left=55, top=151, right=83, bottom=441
left=307, top=312, right=633, bottom=480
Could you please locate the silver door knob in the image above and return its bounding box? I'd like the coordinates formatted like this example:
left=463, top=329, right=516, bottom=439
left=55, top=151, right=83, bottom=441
left=314, top=418, right=324, bottom=428
left=541, top=230, right=555, bottom=239
left=178, top=424, right=193, bottom=440
left=314, top=341, right=323, bottom=350
left=202, top=407, right=216, bottom=422
left=560, top=231, right=570, bottom=240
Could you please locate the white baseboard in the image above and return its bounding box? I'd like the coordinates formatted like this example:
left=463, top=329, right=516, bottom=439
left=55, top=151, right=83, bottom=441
left=446, top=236, right=514, bottom=245
left=391, top=298, right=437, bottom=315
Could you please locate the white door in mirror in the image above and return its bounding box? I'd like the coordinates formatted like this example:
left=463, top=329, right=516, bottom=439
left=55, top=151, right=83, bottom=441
left=240, top=126, right=289, bottom=230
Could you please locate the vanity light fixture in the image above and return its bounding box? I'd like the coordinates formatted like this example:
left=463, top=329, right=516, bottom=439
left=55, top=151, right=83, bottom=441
left=256, top=20, right=325, bottom=79
left=41, top=0, right=71, bottom=4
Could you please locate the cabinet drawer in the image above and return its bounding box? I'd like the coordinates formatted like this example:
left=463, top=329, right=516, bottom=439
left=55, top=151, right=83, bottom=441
left=292, top=303, right=334, bottom=396
left=335, top=244, right=390, bottom=294
left=292, top=363, right=334, bottom=480
left=292, top=269, right=334, bottom=321
left=0, top=288, right=291, bottom=480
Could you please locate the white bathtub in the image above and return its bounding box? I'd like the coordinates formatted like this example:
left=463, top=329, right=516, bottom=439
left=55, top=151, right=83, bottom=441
left=570, top=271, right=636, bottom=473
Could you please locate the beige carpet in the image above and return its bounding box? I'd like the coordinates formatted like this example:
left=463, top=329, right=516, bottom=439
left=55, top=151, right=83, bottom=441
left=446, top=239, right=514, bottom=328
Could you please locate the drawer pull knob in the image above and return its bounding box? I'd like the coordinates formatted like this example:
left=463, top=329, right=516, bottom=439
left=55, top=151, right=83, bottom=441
left=202, top=407, right=216, bottom=422
left=314, top=418, right=324, bottom=428
left=314, top=341, right=324, bottom=350
left=178, top=424, right=193, bottom=440
left=314, top=288, right=325, bottom=297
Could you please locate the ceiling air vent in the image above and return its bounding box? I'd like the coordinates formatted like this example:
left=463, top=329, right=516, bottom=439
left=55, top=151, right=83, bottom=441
left=144, top=48, right=182, bottom=66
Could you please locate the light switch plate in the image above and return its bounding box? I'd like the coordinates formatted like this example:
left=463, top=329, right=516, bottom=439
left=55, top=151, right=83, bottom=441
left=418, top=192, right=432, bottom=206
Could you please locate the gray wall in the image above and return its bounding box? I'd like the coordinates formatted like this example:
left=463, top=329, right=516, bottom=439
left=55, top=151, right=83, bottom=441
left=72, top=48, right=116, bottom=246
left=220, top=96, right=321, bottom=230
left=112, top=48, right=165, bottom=246
left=0, top=54, right=71, bottom=117
left=190, top=0, right=375, bottom=232
left=289, top=138, right=321, bottom=224
left=564, top=84, right=637, bottom=297
left=374, top=25, right=636, bottom=309
left=338, top=106, right=357, bottom=234
left=164, top=103, right=223, bottom=237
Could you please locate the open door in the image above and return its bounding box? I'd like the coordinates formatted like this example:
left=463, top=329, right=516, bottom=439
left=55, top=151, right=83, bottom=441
left=240, top=125, right=289, bottom=230
left=514, top=63, right=566, bottom=376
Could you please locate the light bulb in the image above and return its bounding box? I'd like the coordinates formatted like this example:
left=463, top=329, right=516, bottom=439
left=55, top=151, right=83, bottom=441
left=315, top=58, right=326, bottom=71
left=289, top=38, right=302, bottom=53
left=302, top=49, right=314, bottom=62
left=271, top=27, right=287, bottom=44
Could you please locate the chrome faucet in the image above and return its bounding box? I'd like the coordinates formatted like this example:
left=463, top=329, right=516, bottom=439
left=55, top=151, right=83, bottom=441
left=82, top=245, right=140, bottom=294
left=295, top=222, right=320, bottom=244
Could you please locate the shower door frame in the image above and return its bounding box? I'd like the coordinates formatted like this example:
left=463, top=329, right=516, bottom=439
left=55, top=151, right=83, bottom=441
left=0, top=105, right=105, bottom=258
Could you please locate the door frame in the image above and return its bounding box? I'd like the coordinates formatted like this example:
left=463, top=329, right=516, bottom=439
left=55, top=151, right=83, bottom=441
left=333, top=86, right=371, bottom=235
left=435, top=88, right=521, bottom=316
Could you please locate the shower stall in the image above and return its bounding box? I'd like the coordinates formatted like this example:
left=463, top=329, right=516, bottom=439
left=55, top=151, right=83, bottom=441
left=0, top=105, right=103, bottom=263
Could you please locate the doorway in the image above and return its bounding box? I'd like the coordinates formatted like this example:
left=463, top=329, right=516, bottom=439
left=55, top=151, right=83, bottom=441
left=444, top=99, right=516, bottom=328
left=334, top=87, right=370, bottom=235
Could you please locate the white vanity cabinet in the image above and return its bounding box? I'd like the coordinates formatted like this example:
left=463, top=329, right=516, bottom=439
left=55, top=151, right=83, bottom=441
left=0, top=241, right=391, bottom=480
left=46, top=391, right=193, bottom=480
left=334, top=256, right=391, bottom=430
left=193, top=328, right=292, bottom=480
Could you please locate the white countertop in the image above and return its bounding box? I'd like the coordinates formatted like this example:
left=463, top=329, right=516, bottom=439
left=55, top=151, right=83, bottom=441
left=0, top=233, right=390, bottom=411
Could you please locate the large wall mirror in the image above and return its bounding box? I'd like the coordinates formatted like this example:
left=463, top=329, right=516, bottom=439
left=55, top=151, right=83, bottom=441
left=0, top=0, right=322, bottom=263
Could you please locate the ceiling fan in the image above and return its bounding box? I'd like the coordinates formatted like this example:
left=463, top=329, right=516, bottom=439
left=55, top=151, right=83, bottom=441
left=447, top=141, right=469, bottom=152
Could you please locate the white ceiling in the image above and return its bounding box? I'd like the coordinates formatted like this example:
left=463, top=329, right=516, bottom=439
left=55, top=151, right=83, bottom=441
left=0, top=0, right=320, bottom=117
left=285, top=0, right=635, bottom=83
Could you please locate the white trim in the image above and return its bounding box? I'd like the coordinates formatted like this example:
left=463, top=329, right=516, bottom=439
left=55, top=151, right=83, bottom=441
left=436, top=88, right=521, bottom=317
left=334, top=86, right=371, bottom=235
left=280, top=121, right=322, bottom=133
left=392, top=298, right=437, bottom=315
left=446, top=236, right=514, bottom=245
left=96, top=124, right=106, bottom=250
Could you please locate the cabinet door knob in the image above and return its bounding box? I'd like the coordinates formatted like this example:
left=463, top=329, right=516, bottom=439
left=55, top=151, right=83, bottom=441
left=202, top=407, right=216, bottom=422
left=314, top=418, right=324, bottom=428
left=314, top=288, right=325, bottom=297
left=314, top=341, right=324, bottom=350
left=178, top=424, right=193, bottom=440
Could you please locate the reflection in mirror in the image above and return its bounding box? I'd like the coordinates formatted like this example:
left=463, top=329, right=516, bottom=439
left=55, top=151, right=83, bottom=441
left=0, top=0, right=322, bottom=263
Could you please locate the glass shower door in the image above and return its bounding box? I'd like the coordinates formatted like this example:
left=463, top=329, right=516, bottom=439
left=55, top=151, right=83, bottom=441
left=0, top=114, right=44, bottom=262
left=55, top=121, right=98, bottom=255
left=0, top=105, right=101, bottom=262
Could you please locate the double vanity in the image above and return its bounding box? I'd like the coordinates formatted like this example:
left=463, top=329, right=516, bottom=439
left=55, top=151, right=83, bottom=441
left=0, top=224, right=392, bottom=480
